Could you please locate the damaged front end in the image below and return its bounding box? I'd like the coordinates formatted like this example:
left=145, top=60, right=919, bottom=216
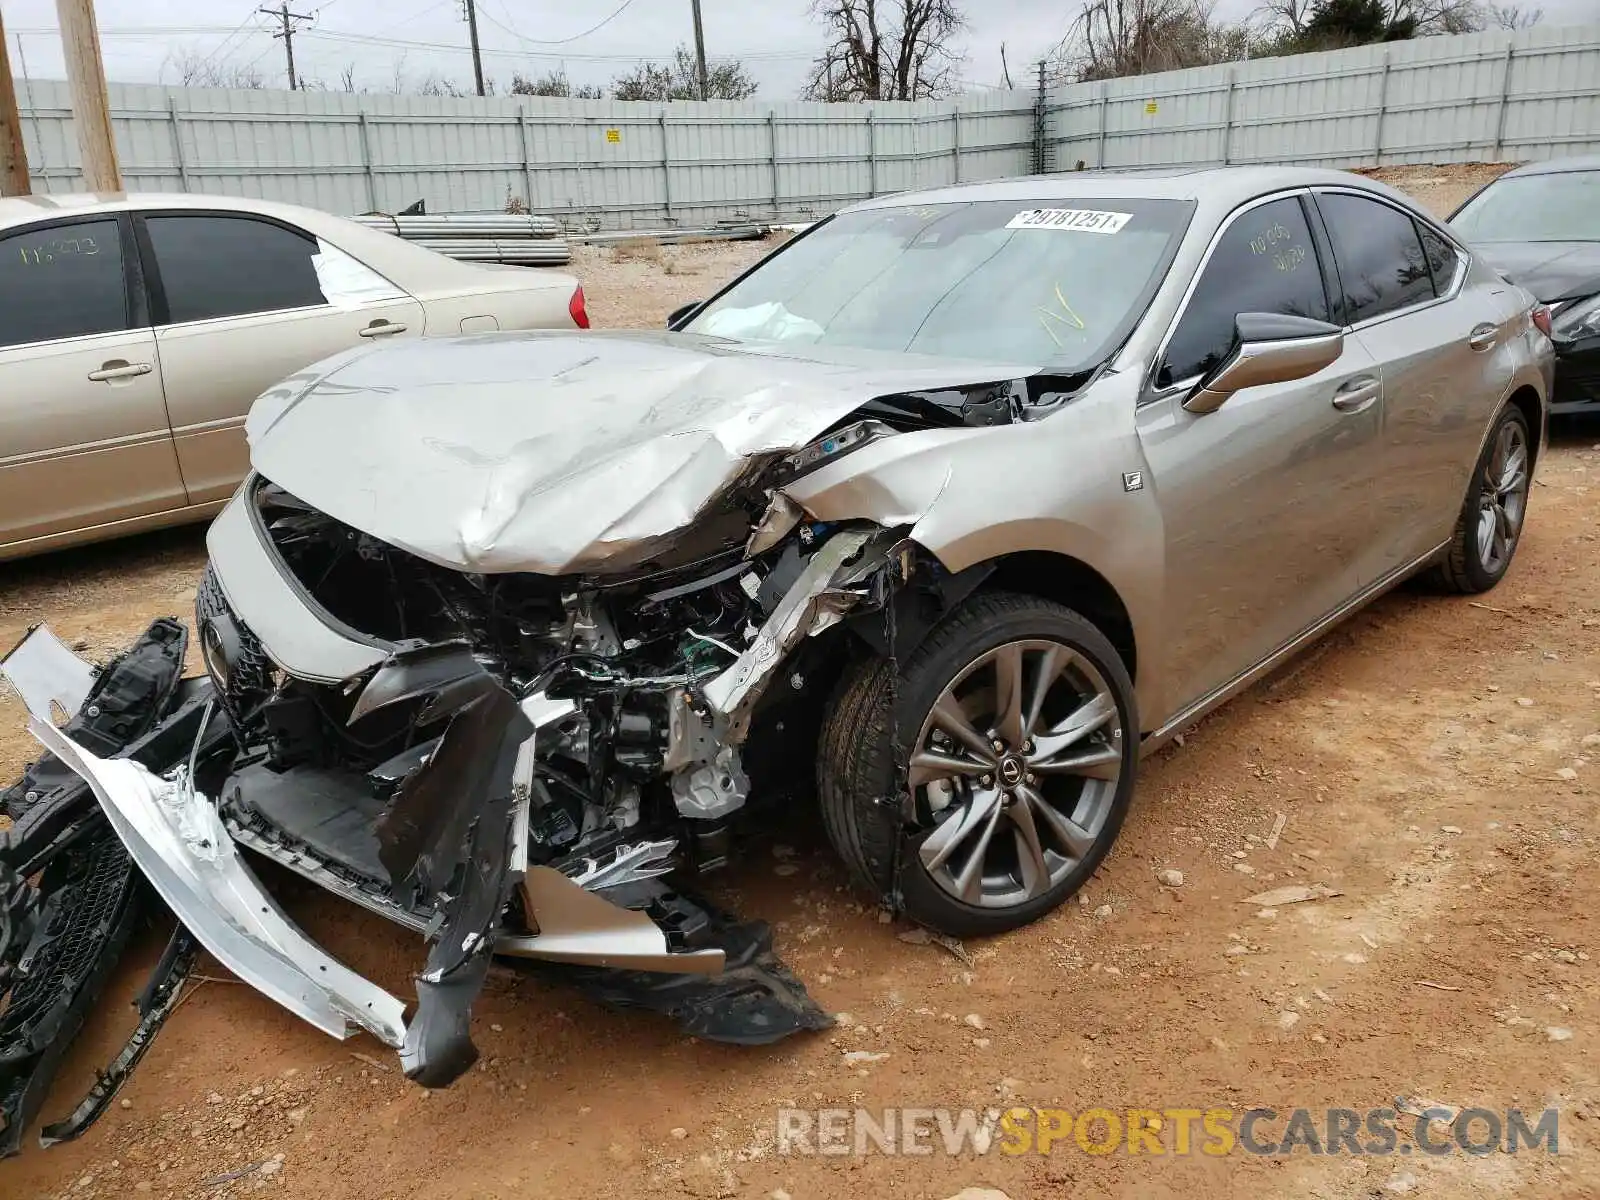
left=1, top=334, right=1057, bottom=1148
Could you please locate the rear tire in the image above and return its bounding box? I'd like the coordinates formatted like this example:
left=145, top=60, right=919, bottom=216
left=1424, top=406, right=1531, bottom=594
left=817, top=591, right=1138, bottom=939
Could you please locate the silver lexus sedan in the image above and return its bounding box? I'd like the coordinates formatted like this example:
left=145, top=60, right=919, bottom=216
left=2, top=167, right=1554, bottom=1092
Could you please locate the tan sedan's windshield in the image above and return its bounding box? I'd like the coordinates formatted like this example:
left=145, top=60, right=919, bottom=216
left=689, top=198, right=1192, bottom=367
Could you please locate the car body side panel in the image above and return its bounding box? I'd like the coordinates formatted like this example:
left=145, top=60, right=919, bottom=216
left=156, top=297, right=426, bottom=507
left=1355, top=267, right=1521, bottom=578
left=786, top=372, right=1171, bottom=726
left=409, top=279, right=578, bottom=334
left=1135, top=335, right=1385, bottom=722
left=0, top=329, right=188, bottom=547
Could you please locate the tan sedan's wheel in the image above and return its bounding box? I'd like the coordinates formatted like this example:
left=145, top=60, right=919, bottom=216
left=818, top=592, right=1138, bottom=938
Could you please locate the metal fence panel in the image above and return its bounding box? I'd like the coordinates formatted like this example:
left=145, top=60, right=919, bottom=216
left=9, top=24, right=1599, bottom=227
left=1043, top=24, right=1600, bottom=173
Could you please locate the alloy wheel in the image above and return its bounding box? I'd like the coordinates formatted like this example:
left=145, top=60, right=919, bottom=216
left=1476, top=419, right=1529, bottom=576
left=911, top=639, right=1124, bottom=909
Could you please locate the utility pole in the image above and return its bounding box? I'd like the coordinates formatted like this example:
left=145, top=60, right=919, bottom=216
left=689, top=0, right=709, bottom=100
left=463, top=0, right=484, bottom=96
left=261, top=3, right=313, bottom=91
left=0, top=13, right=30, bottom=195
left=56, top=0, right=119, bottom=190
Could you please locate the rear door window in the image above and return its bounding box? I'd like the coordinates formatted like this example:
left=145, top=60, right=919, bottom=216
left=1161, top=196, right=1330, bottom=387
left=145, top=214, right=327, bottom=324
left=1416, top=222, right=1461, bottom=295
left=0, top=218, right=128, bottom=349
left=1316, top=192, right=1436, bottom=324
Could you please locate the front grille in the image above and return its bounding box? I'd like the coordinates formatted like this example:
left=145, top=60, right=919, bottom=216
left=195, top=565, right=275, bottom=723
left=0, top=833, right=141, bottom=1053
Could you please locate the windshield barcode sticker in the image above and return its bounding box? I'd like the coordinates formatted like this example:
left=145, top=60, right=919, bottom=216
left=1006, top=208, right=1132, bottom=234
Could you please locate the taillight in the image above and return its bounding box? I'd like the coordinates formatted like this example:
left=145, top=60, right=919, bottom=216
left=1531, top=303, right=1552, bottom=338
left=569, top=284, right=590, bottom=329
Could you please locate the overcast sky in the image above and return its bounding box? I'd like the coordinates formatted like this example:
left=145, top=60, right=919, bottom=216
left=3, top=0, right=1599, bottom=97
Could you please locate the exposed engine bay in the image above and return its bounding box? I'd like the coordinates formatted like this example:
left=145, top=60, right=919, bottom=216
left=0, top=350, right=1039, bottom=1150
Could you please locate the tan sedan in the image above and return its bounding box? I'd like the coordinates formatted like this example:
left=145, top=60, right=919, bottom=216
left=0, top=192, right=585, bottom=560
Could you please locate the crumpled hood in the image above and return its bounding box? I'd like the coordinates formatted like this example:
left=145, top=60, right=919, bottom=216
left=246, top=330, right=1035, bottom=575
left=1472, top=241, right=1600, bottom=303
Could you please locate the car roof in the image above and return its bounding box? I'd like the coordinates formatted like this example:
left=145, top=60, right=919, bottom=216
left=1491, top=154, right=1600, bottom=178
left=0, top=190, right=502, bottom=291
left=0, top=190, right=375, bottom=234
left=845, top=166, right=1417, bottom=216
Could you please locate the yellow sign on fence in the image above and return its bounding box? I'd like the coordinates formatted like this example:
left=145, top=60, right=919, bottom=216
left=605, top=128, right=622, bottom=143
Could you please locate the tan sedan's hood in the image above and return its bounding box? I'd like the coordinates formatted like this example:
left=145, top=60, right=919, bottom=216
left=245, top=330, right=1035, bottom=575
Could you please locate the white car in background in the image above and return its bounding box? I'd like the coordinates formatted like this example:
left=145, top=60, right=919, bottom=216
left=0, top=192, right=586, bottom=560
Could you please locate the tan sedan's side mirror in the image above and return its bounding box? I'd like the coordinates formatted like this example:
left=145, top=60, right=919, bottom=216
left=1184, top=313, right=1345, bottom=415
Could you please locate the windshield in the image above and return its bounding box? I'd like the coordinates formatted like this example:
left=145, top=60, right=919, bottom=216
left=1451, top=170, right=1600, bottom=243
left=686, top=198, right=1192, bottom=369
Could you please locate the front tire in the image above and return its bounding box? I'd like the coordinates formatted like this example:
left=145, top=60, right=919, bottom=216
left=817, top=591, right=1138, bottom=938
left=1425, top=405, right=1531, bottom=594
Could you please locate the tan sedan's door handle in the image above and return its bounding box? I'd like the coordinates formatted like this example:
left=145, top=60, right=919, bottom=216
left=1468, top=323, right=1499, bottom=352
left=1331, top=374, right=1381, bottom=414
left=87, top=360, right=153, bottom=382
left=359, top=320, right=408, bottom=338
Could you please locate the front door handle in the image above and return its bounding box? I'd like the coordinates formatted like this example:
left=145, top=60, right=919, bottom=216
left=1331, top=374, right=1381, bottom=414
left=87, top=360, right=153, bottom=382
left=359, top=320, right=408, bottom=338
left=1468, top=323, right=1499, bottom=352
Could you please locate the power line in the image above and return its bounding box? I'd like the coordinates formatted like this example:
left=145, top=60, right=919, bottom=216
left=473, top=0, right=642, bottom=46
left=191, top=9, right=266, bottom=74
left=295, top=27, right=814, bottom=63
left=9, top=23, right=815, bottom=62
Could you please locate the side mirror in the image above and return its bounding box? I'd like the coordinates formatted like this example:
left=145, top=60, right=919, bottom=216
left=1183, top=313, right=1344, bottom=415
left=667, top=300, right=702, bottom=330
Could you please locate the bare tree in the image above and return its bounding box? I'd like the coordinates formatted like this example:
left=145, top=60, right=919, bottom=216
left=1050, top=0, right=1247, bottom=83
left=416, top=72, right=471, bottom=97
left=337, top=63, right=361, bottom=93
left=1390, top=0, right=1487, bottom=33
left=1485, top=1, right=1541, bottom=25
left=1251, top=0, right=1317, bottom=35
left=165, top=47, right=267, bottom=89
left=608, top=46, right=758, bottom=100
left=803, top=0, right=966, bottom=102
left=510, top=69, right=603, bottom=98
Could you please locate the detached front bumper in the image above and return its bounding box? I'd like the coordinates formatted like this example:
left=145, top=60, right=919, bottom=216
left=3, top=623, right=755, bottom=1093
left=6, top=628, right=408, bottom=1048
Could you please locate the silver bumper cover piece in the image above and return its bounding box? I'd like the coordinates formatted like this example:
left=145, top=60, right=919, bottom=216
left=27, top=717, right=408, bottom=1048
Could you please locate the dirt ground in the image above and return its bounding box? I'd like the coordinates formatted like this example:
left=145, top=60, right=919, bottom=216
left=7, top=162, right=1600, bottom=1200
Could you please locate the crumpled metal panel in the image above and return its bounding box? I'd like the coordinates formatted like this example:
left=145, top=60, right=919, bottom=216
left=28, top=719, right=408, bottom=1049
left=244, top=331, right=1037, bottom=576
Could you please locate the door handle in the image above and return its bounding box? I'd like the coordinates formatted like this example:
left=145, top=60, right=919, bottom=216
left=1468, top=323, right=1498, bottom=352
left=87, top=360, right=153, bottom=382
left=1331, top=374, right=1381, bottom=414
left=359, top=320, right=408, bottom=338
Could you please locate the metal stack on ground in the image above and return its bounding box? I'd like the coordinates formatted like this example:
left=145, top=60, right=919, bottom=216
left=355, top=212, right=571, bottom=267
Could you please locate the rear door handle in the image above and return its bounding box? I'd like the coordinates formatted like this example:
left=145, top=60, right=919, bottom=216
left=1468, top=323, right=1499, bottom=352
left=359, top=320, right=408, bottom=338
left=1331, top=374, right=1381, bottom=414
left=87, top=360, right=153, bottom=382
